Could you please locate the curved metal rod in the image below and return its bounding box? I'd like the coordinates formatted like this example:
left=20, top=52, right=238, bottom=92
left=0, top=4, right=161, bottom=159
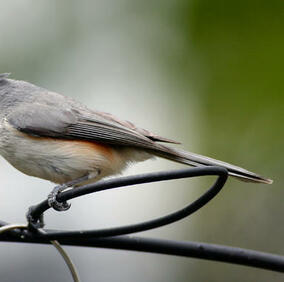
left=0, top=167, right=283, bottom=273
left=28, top=166, right=228, bottom=238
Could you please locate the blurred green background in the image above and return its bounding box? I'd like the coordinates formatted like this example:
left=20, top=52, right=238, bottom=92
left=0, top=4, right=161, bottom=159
left=0, top=1, right=283, bottom=281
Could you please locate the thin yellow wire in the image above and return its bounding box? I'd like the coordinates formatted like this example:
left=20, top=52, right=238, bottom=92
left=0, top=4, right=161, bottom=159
left=0, top=224, right=80, bottom=282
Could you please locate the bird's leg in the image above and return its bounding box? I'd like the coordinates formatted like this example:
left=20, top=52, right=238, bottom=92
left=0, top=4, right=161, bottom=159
left=26, top=171, right=100, bottom=229
left=48, top=170, right=100, bottom=211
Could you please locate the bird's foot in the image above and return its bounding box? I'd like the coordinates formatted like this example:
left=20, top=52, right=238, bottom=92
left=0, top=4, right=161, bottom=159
left=47, top=184, right=71, bottom=212
left=47, top=173, right=97, bottom=211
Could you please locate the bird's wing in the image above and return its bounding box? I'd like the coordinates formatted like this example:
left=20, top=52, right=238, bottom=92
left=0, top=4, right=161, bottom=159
left=92, top=110, right=180, bottom=144
left=7, top=103, right=77, bottom=137
left=7, top=103, right=174, bottom=150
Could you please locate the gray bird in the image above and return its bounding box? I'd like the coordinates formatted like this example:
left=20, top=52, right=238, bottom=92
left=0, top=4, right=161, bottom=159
left=0, top=73, right=272, bottom=217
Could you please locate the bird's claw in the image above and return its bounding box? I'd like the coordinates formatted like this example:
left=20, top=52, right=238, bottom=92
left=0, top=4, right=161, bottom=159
left=26, top=183, right=71, bottom=230
left=47, top=185, right=71, bottom=212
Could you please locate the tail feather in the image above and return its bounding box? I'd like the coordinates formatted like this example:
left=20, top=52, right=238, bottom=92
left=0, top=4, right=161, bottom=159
left=152, top=146, right=273, bottom=184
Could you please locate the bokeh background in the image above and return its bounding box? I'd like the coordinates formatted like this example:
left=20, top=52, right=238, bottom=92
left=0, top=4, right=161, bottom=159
left=0, top=1, right=283, bottom=281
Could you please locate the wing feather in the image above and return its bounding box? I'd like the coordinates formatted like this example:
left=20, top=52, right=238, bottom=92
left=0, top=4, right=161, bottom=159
left=7, top=104, right=164, bottom=151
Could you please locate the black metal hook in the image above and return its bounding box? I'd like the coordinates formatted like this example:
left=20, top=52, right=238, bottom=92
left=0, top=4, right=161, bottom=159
left=27, top=166, right=227, bottom=238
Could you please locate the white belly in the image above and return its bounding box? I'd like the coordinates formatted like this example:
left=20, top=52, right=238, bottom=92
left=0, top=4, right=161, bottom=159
left=0, top=119, right=152, bottom=184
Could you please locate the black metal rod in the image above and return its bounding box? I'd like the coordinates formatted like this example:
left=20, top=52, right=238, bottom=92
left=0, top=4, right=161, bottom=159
left=0, top=166, right=283, bottom=274
left=39, top=167, right=227, bottom=239
left=0, top=233, right=283, bottom=273
left=28, top=166, right=227, bottom=233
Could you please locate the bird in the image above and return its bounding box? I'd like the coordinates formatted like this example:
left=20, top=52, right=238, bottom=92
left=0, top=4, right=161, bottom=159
left=0, top=73, right=272, bottom=218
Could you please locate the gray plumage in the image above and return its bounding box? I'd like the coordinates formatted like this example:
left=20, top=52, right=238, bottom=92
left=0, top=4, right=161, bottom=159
left=0, top=74, right=272, bottom=184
